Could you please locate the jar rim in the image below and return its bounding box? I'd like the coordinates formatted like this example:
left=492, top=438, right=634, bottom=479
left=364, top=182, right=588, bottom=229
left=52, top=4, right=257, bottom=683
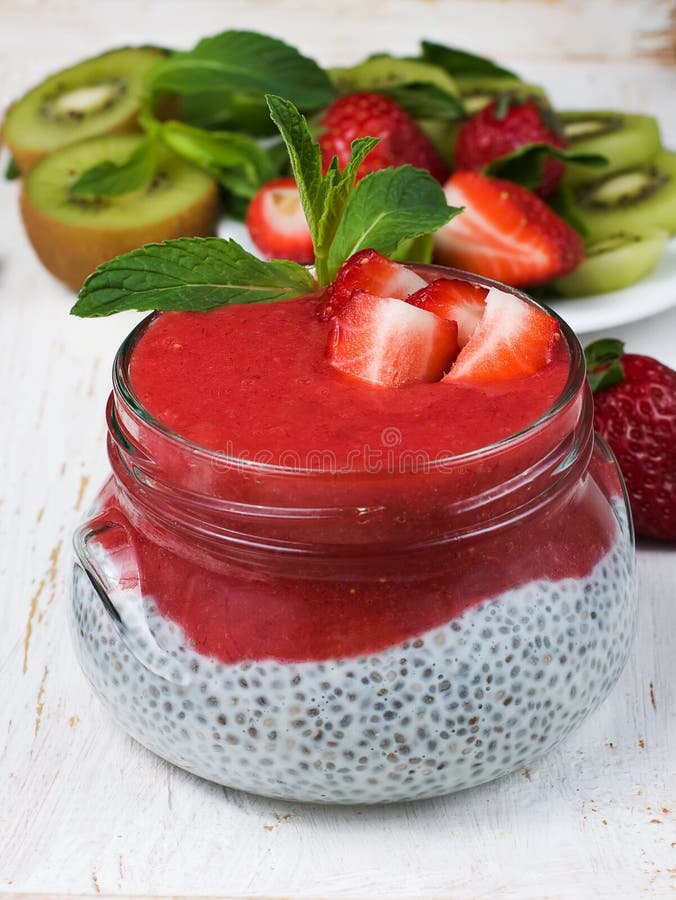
left=112, top=264, right=586, bottom=478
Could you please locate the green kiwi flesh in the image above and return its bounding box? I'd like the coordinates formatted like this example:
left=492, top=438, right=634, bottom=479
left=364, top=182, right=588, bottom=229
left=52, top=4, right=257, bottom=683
left=455, top=77, right=548, bottom=114
left=552, top=228, right=669, bottom=296
left=560, top=111, right=662, bottom=184
left=2, top=47, right=166, bottom=170
left=561, top=150, right=676, bottom=239
left=23, top=133, right=215, bottom=229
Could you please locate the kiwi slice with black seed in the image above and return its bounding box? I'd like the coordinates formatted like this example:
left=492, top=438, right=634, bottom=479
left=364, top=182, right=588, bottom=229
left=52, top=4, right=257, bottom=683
left=560, top=150, right=676, bottom=239
left=552, top=228, right=669, bottom=296
left=2, top=47, right=166, bottom=172
left=20, top=133, right=219, bottom=290
left=455, top=77, right=548, bottom=115
left=560, top=111, right=661, bottom=184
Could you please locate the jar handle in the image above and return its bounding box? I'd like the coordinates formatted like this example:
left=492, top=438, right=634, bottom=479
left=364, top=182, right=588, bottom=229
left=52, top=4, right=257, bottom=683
left=74, top=513, right=192, bottom=687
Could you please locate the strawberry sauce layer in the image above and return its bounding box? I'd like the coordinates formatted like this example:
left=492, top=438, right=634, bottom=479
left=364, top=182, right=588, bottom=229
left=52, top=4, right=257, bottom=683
left=129, top=297, right=569, bottom=463
left=92, top=294, right=623, bottom=664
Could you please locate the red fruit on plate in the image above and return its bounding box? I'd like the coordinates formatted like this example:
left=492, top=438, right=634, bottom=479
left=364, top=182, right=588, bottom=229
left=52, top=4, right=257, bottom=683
left=434, top=171, right=584, bottom=288
left=327, top=290, right=459, bottom=387
left=444, top=286, right=560, bottom=383
left=454, top=99, right=567, bottom=198
left=321, top=248, right=428, bottom=320
left=408, top=278, right=488, bottom=347
left=586, top=339, right=676, bottom=541
left=319, top=92, right=449, bottom=183
left=245, top=177, right=314, bottom=264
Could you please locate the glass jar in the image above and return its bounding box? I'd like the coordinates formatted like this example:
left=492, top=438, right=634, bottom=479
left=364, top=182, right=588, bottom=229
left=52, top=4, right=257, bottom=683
left=70, top=270, right=637, bottom=804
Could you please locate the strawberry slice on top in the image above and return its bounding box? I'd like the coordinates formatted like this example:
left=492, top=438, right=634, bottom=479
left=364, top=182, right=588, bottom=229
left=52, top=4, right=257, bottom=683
left=408, top=278, right=488, bottom=347
left=434, top=171, right=584, bottom=289
left=444, top=286, right=561, bottom=383
left=321, top=248, right=428, bottom=320
left=327, top=290, right=459, bottom=387
left=245, top=177, right=314, bottom=264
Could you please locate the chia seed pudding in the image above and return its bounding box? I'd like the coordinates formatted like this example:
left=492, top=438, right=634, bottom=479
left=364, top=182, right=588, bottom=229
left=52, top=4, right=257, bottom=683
left=71, top=519, right=635, bottom=804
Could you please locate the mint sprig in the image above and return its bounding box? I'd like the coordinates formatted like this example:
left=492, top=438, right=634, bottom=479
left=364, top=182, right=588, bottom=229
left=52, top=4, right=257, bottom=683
left=420, top=41, right=518, bottom=80
left=327, top=165, right=460, bottom=274
left=146, top=31, right=335, bottom=133
left=485, top=142, right=607, bottom=190
left=266, top=93, right=377, bottom=285
left=266, top=93, right=460, bottom=284
left=70, top=137, right=159, bottom=197
left=71, top=239, right=316, bottom=317
left=160, top=121, right=277, bottom=199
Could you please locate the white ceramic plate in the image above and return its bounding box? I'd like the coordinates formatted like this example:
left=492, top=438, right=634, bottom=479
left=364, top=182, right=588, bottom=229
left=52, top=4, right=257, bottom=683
left=546, top=236, right=676, bottom=333
left=219, top=221, right=676, bottom=335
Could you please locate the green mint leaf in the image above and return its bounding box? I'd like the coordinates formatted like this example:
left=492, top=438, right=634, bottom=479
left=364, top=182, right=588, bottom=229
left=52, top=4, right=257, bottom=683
left=178, top=91, right=277, bottom=134
left=485, top=143, right=608, bottom=189
left=71, top=238, right=316, bottom=317
left=326, top=166, right=461, bottom=279
left=265, top=93, right=378, bottom=285
left=386, top=83, right=465, bottom=120
left=70, top=138, right=158, bottom=198
left=146, top=31, right=335, bottom=132
left=329, top=56, right=464, bottom=120
left=265, top=94, right=324, bottom=238
left=388, top=232, right=435, bottom=264
left=161, top=121, right=277, bottom=198
left=4, top=157, right=20, bottom=180
left=548, top=187, right=589, bottom=237
left=421, top=41, right=518, bottom=80
left=584, top=338, right=626, bottom=392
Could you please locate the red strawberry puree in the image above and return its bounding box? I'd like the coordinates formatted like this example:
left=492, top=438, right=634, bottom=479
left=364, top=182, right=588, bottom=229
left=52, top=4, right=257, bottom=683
left=96, top=292, right=621, bottom=664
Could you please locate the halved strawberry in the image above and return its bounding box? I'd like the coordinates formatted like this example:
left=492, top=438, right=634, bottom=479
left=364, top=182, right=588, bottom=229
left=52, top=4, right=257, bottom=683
left=434, top=171, right=584, bottom=288
left=245, top=177, right=314, bottom=264
left=327, top=290, right=459, bottom=387
left=408, top=278, right=488, bottom=347
left=321, top=248, right=427, bottom=320
left=444, top=286, right=560, bottom=383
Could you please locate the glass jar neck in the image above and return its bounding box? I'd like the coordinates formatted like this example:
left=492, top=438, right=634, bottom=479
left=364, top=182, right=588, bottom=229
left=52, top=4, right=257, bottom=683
left=105, top=311, right=591, bottom=573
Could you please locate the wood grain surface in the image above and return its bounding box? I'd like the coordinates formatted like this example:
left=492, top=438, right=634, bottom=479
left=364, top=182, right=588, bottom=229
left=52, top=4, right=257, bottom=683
left=1, top=2, right=675, bottom=898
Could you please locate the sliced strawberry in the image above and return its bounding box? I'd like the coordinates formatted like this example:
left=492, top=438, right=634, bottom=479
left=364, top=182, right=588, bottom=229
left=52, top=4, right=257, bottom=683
left=321, top=248, right=428, bottom=320
left=408, top=278, right=488, bottom=347
left=444, top=287, right=560, bottom=383
left=434, top=171, right=584, bottom=288
left=245, top=177, right=314, bottom=264
left=327, top=290, right=459, bottom=387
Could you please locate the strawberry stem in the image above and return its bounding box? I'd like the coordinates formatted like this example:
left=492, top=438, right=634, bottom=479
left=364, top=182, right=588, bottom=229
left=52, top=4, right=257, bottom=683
left=584, top=338, right=625, bottom=392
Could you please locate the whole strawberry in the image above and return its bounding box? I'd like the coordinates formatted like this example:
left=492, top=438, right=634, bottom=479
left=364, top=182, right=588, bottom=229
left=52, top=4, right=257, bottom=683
left=319, top=92, right=449, bottom=183
left=586, top=339, right=676, bottom=541
left=454, top=99, right=567, bottom=198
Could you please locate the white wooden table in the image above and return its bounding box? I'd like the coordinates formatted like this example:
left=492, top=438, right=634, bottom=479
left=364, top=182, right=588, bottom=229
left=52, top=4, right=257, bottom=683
left=1, top=2, right=675, bottom=897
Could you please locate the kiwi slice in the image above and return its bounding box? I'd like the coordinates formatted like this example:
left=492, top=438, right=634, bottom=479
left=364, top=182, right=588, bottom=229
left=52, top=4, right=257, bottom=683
left=2, top=47, right=166, bottom=172
left=552, top=228, right=669, bottom=296
left=560, top=111, right=662, bottom=184
left=455, top=77, right=548, bottom=114
left=20, top=133, right=219, bottom=290
left=561, top=150, right=676, bottom=239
